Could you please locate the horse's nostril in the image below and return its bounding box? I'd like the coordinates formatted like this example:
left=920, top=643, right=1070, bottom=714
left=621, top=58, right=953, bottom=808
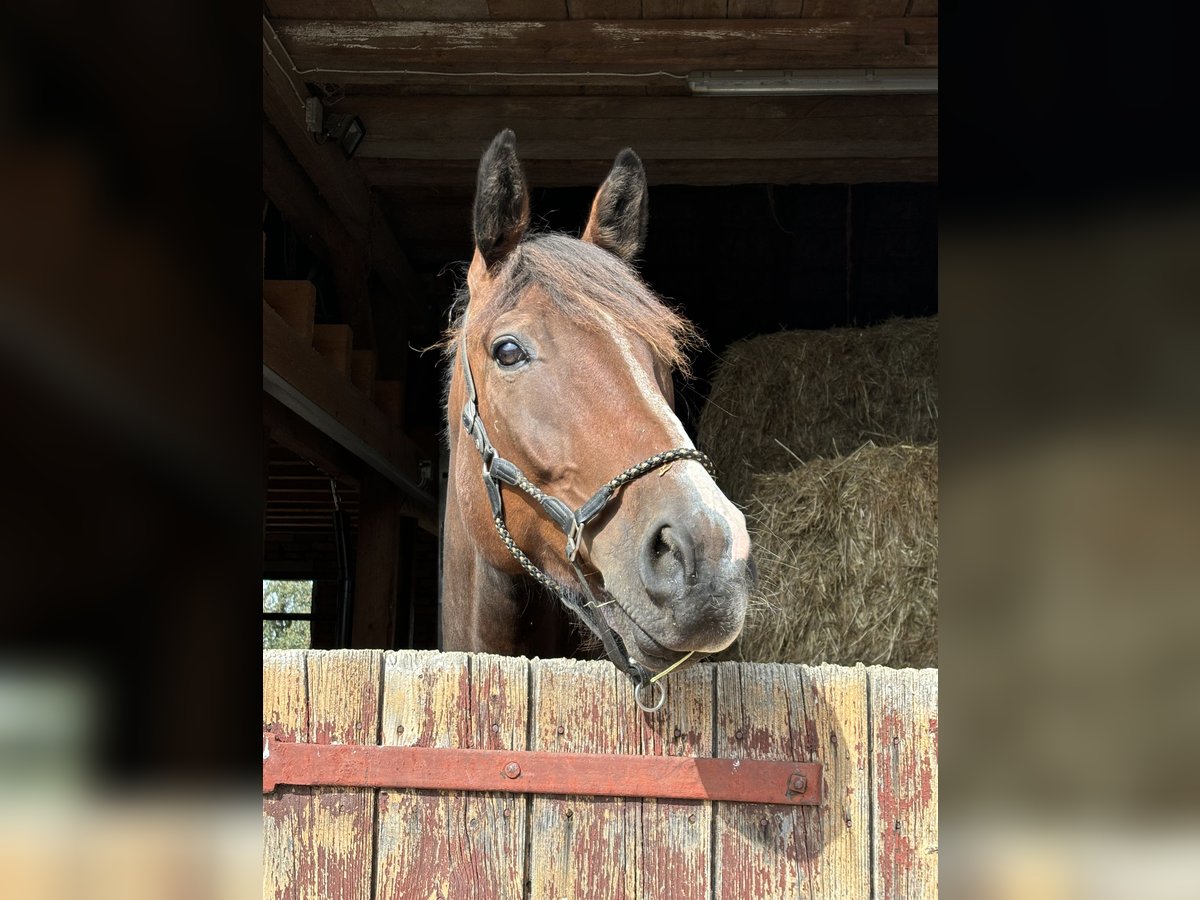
left=653, top=530, right=672, bottom=559
left=640, top=522, right=697, bottom=605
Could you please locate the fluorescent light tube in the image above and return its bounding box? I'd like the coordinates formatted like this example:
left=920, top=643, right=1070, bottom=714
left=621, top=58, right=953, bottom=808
left=687, top=69, right=938, bottom=96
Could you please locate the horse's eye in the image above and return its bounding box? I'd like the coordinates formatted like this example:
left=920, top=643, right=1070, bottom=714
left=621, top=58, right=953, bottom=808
left=492, top=339, right=528, bottom=368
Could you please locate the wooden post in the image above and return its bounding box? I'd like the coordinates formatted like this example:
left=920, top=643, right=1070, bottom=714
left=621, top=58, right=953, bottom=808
left=396, top=515, right=417, bottom=649
left=352, top=471, right=402, bottom=649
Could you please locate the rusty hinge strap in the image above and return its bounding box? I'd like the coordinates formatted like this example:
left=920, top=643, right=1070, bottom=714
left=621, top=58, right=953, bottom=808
left=263, top=733, right=821, bottom=806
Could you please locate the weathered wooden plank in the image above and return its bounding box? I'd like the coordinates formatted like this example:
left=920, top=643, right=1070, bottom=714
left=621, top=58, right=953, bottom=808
left=869, top=667, right=938, bottom=900
left=488, top=0, right=570, bottom=18
left=468, top=653, right=531, bottom=894
left=352, top=93, right=938, bottom=122
left=374, top=651, right=528, bottom=898
left=274, top=18, right=939, bottom=75
left=374, top=651, right=471, bottom=897
left=797, top=664, right=873, bottom=898
left=361, top=156, right=939, bottom=187
left=265, top=0, right=376, bottom=19
left=528, top=658, right=640, bottom=899
left=264, top=652, right=933, bottom=899
left=727, top=0, right=804, bottom=16
left=305, top=649, right=382, bottom=900
left=714, top=661, right=854, bottom=899
left=804, top=0, right=908, bottom=16
left=643, top=0, right=727, bottom=16
left=359, top=128, right=934, bottom=161
left=263, top=651, right=310, bottom=900
left=907, top=0, right=937, bottom=15
left=636, top=664, right=714, bottom=900
left=568, top=0, right=643, bottom=17
left=370, top=0, right=490, bottom=17
left=347, top=94, right=936, bottom=161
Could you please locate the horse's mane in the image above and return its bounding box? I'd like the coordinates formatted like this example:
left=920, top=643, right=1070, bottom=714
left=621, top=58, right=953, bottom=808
left=440, top=233, right=702, bottom=379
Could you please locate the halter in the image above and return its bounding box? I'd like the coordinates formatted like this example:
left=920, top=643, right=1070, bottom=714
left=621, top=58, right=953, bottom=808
left=457, top=328, right=714, bottom=712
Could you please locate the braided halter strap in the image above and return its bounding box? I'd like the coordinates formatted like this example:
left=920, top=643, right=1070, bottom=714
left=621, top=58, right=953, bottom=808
left=457, top=330, right=714, bottom=711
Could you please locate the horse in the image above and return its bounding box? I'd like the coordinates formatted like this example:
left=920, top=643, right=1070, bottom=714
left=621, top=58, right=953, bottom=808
left=441, top=129, right=753, bottom=706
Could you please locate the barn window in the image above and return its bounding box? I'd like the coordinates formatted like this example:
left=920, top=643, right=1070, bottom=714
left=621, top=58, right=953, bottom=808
left=263, top=580, right=313, bottom=650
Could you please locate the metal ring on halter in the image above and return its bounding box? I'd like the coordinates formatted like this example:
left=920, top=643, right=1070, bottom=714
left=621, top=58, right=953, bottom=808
left=634, top=678, right=667, bottom=713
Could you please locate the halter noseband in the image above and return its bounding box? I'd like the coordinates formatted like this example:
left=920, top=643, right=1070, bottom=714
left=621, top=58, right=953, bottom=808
left=457, top=328, right=714, bottom=712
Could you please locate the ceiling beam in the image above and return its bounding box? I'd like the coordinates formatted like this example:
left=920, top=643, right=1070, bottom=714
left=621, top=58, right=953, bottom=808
left=272, top=18, right=937, bottom=82
left=359, top=156, right=937, bottom=187
left=342, top=94, right=936, bottom=161
left=263, top=16, right=424, bottom=305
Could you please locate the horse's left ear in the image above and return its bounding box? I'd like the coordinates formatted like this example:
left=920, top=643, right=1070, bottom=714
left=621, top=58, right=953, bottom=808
left=582, top=148, right=649, bottom=262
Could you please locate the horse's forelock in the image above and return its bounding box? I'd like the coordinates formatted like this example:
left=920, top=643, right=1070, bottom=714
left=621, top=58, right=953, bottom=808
left=443, top=234, right=700, bottom=378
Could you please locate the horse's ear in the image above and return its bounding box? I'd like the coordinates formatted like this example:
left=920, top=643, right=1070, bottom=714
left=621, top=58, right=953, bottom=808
left=473, top=129, right=530, bottom=270
left=582, top=148, right=649, bottom=262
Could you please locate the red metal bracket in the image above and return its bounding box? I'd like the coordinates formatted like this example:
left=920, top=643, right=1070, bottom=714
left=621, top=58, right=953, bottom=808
left=263, top=733, right=821, bottom=806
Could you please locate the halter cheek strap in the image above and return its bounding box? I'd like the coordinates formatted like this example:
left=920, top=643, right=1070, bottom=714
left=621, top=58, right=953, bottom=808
left=457, top=329, right=714, bottom=711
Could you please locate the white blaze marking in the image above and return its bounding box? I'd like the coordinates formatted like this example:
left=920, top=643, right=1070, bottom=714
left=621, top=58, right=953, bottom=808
left=606, top=324, right=751, bottom=561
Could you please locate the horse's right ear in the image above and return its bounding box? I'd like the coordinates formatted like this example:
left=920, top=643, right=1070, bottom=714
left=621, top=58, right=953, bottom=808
left=473, top=129, right=530, bottom=270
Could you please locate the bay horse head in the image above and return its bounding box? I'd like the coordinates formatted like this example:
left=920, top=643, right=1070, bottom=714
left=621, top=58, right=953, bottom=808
left=443, top=130, right=752, bottom=692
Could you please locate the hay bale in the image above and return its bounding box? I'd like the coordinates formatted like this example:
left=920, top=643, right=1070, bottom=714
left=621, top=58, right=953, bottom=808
left=698, top=317, right=937, bottom=505
left=733, top=442, right=938, bottom=668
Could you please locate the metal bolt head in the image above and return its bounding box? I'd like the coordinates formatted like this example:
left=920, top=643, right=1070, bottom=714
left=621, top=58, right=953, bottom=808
left=504, top=762, right=521, bottom=779
left=787, top=773, right=808, bottom=794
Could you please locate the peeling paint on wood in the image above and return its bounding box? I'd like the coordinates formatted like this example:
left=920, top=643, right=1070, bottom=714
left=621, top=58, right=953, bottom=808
left=636, top=664, right=714, bottom=900
left=374, top=651, right=529, bottom=899
left=263, top=650, right=380, bottom=900
left=869, top=666, right=938, bottom=900
left=263, top=651, right=308, bottom=900
left=528, top=658, right=639, bottom=899
left=263, top=651, right=937, bottom=899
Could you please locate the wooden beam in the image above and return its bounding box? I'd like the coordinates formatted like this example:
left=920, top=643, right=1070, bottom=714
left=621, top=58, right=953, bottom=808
left=352, top=471, right=403, bottom=650
left=350, top=350, right=377, bottom=398
left=263, top=280, right=317, bottom=342
left=313, top=323, right=353, bottom=376
left=264, top=393, right=363, bottom=489
left=264, top=121, right=374, bottom=350
left=346, top=94, right=937, bottom=161
left=263, top=123, right=349, bottom=269
left=361, top=156, right=938, bottom=187
left=263, top=300, right=434, bottom=515
left=263, top=19, right=369, bottom=239
left=263, top=18, right=425, bottom=304
left=272, top=18, right=937, bottom=79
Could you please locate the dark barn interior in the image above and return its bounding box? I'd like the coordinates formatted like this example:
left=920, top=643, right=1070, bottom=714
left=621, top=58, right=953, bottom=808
left=261, top=3, right=938, bottom=652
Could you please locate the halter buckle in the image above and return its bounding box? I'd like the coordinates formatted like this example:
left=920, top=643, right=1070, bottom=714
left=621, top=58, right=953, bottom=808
left=565, top=517, right=584, bottom=563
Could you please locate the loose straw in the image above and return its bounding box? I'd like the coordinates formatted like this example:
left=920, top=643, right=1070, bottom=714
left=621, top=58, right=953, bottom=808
left=649, top=650, right=695, bottom=684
